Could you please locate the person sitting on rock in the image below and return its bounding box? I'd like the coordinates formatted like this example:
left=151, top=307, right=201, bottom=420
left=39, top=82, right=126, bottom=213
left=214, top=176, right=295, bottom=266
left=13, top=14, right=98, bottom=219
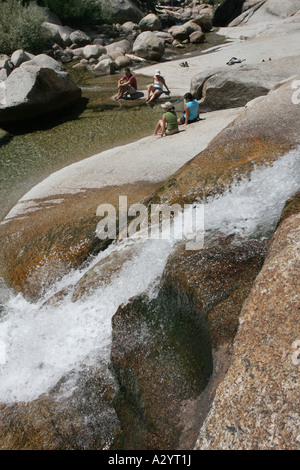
left=146, top=70, right=170, bottom=104
left=115, top=67, right=137, bottom=100
left=178, top=93, right=200, bottom=126
left=152, top=101, right=179, bottom=138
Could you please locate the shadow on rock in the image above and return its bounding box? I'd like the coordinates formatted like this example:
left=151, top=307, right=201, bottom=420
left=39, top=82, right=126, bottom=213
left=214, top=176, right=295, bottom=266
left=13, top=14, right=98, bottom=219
left=2, top=97, right=89, bottom=135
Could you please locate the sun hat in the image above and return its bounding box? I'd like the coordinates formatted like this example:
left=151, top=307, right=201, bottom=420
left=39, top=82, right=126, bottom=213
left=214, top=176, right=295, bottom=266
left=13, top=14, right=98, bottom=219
left=155, top=69, right=161, bottom=75
left=161, top=101, right=173, bottom=110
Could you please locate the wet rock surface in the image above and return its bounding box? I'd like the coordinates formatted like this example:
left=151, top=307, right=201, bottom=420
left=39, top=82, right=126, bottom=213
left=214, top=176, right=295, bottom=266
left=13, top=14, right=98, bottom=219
left=0, top=363, right=119, bottom=450
left=163, top=237, right=268, bottom=349
left=0, top=182, right=159, bottom=301
left=196, top=202, right=300, bottom=450
left=110, top=283, right=213, bottom=450
left=71, top=244, right=142, bottom=302
left=109, top=236, right=268, bottom=449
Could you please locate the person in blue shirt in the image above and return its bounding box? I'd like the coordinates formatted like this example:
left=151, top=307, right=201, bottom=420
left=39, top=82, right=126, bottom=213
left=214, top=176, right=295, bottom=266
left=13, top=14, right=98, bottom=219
left=178, top=93, right=200, bottom=126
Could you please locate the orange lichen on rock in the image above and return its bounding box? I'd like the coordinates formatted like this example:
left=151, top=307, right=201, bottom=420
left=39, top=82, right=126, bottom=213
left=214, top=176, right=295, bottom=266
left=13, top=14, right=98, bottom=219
left=0, top=182, right=160, bottom=300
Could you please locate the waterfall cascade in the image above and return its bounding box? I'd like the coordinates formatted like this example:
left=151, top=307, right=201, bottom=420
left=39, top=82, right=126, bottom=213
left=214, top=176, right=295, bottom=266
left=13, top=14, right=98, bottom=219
left=0, top=148, right=299, bottom=404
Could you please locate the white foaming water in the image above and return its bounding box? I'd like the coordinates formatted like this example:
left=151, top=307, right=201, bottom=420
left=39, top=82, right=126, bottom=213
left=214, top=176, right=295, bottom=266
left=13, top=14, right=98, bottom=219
left=204, top=148, right=300, bottom=237
left=0, top=149, right=299, bottom=403
left=0, top=239, right=172, bottom=403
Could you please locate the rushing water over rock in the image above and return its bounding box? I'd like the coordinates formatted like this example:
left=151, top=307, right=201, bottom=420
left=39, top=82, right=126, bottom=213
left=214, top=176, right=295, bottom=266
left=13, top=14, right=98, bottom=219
left=0, top=148, right=299, bottom=405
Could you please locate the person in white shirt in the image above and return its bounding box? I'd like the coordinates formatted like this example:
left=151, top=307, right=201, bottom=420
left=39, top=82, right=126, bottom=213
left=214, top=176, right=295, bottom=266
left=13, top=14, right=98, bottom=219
left=146, top=70, right=170, bottom=104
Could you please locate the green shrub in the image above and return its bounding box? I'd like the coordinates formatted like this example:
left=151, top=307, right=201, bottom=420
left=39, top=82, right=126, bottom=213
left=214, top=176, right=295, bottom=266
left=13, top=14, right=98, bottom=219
left=0, top=0, right=51, bottom=55
left=36, top=0, right=102, bottom=25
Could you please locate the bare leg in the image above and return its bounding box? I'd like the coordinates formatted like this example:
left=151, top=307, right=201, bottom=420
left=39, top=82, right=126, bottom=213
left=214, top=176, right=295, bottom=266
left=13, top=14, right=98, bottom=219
left=146, top=89, right=161, bottom=104
left=153, top=119, right=164, bottom=136
left=146, top=84, right=155, bottom=102
left=115, top=85, right=122, bottom=100
left=116, top=84, right=129, bottom=100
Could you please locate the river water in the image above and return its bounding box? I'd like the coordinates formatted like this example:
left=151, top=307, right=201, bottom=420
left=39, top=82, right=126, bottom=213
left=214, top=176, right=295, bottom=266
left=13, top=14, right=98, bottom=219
left=0, top=74, right=162, bottom=221
left=1, top=32, right=299, bottom=449
left=0, top=148, right=299, bottom=403
left=0, top=32, right=226, bottom=221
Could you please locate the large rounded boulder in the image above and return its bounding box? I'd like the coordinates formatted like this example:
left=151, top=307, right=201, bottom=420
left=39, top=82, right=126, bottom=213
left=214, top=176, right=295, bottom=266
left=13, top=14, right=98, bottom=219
left=168, top=20, right=202, bottom=42
left=139, top=13, right=162, bottom=32
left=0, top=55, right=81, bottom=124
left=97, top=0, right=143, bottom=23
left=133, top=31, right=165, bottom=61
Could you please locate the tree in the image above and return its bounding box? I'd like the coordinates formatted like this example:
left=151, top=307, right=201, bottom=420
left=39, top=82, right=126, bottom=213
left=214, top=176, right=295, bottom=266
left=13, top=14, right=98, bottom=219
left=0, top=0, right=51, bottom=55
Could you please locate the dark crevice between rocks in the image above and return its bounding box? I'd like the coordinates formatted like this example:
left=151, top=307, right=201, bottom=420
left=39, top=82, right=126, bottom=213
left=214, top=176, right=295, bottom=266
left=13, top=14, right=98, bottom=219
left=108, top=235, right=269, bottom=450
left=109, top=283, right=213, bottom=450
left=276, top=191, right=300, bottom=227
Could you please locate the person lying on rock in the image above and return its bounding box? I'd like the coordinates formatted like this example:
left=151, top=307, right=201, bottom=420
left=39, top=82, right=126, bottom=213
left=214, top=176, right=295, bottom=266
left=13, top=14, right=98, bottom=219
left=152, top=101, right=179, bottom=138
left=146, top=70, right=170, bottom=104
left=115, top=67, right=137, bottom=100
left=178, top=93, right=200, bottom=126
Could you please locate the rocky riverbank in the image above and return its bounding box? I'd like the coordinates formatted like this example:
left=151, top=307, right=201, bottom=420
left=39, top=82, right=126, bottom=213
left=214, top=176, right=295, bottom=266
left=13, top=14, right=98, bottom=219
left=0, top=0, right=300, bottom=451
left=0, top=0, right=215, bottom=125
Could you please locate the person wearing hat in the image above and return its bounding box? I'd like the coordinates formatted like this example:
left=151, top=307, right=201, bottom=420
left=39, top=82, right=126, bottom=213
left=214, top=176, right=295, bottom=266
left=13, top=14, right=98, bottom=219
left=146, top=70, right=170, bottom=104
left=152, top=101, right=179, bottom=137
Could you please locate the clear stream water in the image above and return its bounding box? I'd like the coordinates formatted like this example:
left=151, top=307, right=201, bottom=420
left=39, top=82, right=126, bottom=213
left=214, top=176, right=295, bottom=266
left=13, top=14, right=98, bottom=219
left=0, top=73, right=163, bottom=221
left=0, top=31, right=299, bottom=405
left=0, top=32, right=226, bottom=221
left=0, top=149, right=299, bottom=403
